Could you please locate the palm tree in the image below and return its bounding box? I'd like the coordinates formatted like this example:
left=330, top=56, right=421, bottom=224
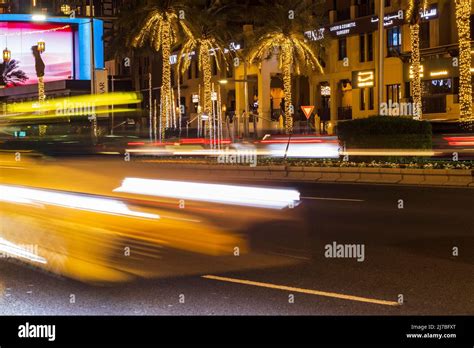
left=247, top=0, right=325, bottom=134
left=130, top=0, right=185, bottom=140
left=406, top=0, right=428, bottom=120
left=454, top=0, right=472, bottom=124
left=0, top=59, right=28, bottom=87
left=176, top=1, right=235, bottom=140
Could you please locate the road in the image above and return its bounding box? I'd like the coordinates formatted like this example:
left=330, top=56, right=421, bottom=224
left=0, top=156, right=473, bottom=315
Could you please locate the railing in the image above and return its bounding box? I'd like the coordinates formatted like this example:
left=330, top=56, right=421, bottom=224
left=338, top=106, right=352, bottom=121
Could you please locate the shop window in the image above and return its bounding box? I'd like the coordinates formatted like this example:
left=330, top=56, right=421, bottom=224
left=386, top=84, right=401, bottom=103
left=387, top=26, right=401, bottom=56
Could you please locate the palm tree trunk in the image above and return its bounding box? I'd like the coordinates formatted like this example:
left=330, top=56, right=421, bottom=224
left=160, top=21, right=172, bottom=141
left=282, top=46, right=293, bottom=134
left=38, top=76, right=45, bottom=102
left=455, top=0, right=473, bottom=122
left=410, top=23, right=422, bottom=120
left=200, top=42, right=213, bottom=139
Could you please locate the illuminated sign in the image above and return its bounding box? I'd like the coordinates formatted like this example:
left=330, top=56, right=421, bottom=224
left=329, top=21, right=356, bottom=36
left=430, top=70, right=448, bottom=77
left=352, top=70, right=375, bottom=88
left=321, top=85, right=331, bottom=96
left=306, top=5, right=437, bottom=40
left=0, top=14, right=104, bottom=82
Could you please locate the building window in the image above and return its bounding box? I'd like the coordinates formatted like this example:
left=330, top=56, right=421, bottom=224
left=194, top=59, right=199, bottom=79
left=387, top=26, right=401, bottom=56
left=357, top=0, right=375, bottom=17
left=420, top=21, right=430, bottom=49
left=386, top=84, right=401, bottom=103
left=187, top=65, right=192, bottom=80
left=212, top=58, right=218, bottom=76
left=360, top=88, right=366, bottom=110
left=337, top=0, right=351, bottom=21
left=338, top=38, right=347, bottom=61
left=359, top=34, right=365, bottom=62
left=369, top=87, right=374, bottom=110
left=226, top=66, right=233, bottom=78
left=367, top=33, right=373, bottom=61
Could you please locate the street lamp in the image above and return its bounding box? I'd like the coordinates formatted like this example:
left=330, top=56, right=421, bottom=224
left=3, top=48, right=11, bottom=63
left=37, top=39, right=45, bottom=54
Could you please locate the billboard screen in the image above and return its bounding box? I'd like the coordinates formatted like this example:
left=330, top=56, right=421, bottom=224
left=0, top=21, right=74, bottom=85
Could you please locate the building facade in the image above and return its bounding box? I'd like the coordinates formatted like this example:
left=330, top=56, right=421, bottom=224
left=308, top=0, right=474, bottom=129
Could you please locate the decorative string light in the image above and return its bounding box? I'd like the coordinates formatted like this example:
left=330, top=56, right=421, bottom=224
left=133, top=10, right=180, bottom=142
left=249, top=32, right=323, bottom=134
left=0, top=25, right=70, bottom=38
left=455, top=0, right=473, bottom=124
left=406, top=0, right=428, bottom=120
left=410, top=24, right=422, bottom=120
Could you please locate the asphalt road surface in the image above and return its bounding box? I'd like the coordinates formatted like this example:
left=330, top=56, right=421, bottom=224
left=0, top=157, right=472, bottom=315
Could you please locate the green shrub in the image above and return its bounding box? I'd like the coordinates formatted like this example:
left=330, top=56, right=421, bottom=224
left=337, top=116, right=432, bottom=149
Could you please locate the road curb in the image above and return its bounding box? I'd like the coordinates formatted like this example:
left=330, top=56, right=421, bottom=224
left=150, top=163, right=474, bottom=188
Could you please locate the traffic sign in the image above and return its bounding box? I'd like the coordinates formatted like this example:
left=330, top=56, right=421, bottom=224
left=301, top=106, right=315, bottom=120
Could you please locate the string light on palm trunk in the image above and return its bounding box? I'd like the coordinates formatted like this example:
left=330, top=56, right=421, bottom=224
left=455, top=0, right=473, bottom=125
left=410, top=24, right=422, bottom=120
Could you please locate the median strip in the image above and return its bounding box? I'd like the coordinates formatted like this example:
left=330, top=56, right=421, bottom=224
left=202, top=275, right=399, bottom=306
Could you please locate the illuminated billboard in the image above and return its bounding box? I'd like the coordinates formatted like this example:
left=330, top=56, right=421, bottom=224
left=0, top=14, right=104, bottom=86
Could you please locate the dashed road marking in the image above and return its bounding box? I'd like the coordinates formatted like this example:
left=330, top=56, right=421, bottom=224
left=202, top=275, right=399, bottom=306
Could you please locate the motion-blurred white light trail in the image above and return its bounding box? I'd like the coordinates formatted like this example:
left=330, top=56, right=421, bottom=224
left=0, top=185, right=159, bottom=219
left=114, top=178, right=300, bottom=209
left=0, top=238, right=47, bottom=264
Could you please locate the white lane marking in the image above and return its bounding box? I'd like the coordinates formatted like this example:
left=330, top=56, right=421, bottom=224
left=302, top=196, right=365, bottom=202
left=202, top=275, right=399, bottom=306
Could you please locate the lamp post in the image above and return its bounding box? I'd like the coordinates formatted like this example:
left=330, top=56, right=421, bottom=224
left=219, top=68, right=256, bottom=140
left=377, top=0, right=384, bottom=115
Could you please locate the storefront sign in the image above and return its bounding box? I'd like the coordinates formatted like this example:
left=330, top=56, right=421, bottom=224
left=305, top=5, right=438, bottom=41
left=352, top=70, right=375, bottom=88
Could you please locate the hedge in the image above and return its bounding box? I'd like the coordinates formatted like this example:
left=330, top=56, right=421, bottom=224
left=337, top=116, right=432, bottom=149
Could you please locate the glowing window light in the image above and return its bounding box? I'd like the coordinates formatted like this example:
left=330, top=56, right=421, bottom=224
left=114, top=178, right=300, bottom=209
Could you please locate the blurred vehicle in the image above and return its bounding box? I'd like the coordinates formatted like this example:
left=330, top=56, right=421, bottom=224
left=0, top=152, right=310, bottom=284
